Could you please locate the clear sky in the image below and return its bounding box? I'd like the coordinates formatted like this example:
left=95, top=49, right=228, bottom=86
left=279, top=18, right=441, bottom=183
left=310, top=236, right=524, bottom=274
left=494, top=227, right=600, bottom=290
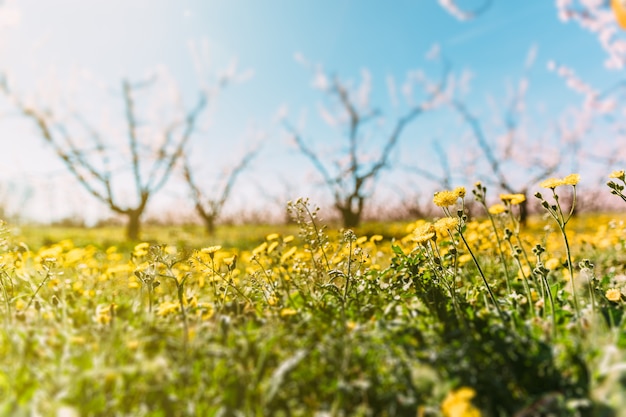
left=0, top=0, right=623, bottom=224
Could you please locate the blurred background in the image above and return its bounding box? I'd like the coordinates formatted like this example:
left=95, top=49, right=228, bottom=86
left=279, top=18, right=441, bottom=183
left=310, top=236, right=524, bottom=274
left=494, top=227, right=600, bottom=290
left=0, top=0, right=624, bottom=232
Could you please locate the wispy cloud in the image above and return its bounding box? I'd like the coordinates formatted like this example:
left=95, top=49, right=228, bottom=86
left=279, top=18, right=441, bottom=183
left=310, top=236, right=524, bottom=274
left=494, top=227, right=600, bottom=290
left=444, top=4, right=548, bottom=47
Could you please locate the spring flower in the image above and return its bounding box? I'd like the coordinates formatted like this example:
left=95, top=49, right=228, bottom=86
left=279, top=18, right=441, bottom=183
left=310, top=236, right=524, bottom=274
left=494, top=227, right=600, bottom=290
left=454, top=186, right=466, bottom=198
left=609, top=170, right=625, bottom=181
left=267, top=241, right=279, bottom=254
left=434, top=217, right=459, bottom=233
left=500, top=193, right=526, bottom=205
left=441, top=387, right=482, bottom=417
left=132, top=242, right=151, bottom=258
left=562, top=173, right=580, bottom=186
left=540, top=178, right=564, bottom=189
left=606, top=288, right=622, bottom=302
left=252, top=242, right=268, bottom=257
left=433, top=190, right=459, bottom=207
left=412, top=223, right=436, bottom=245
left=369, top=234, right=383, bottom=244
left=201, top=245, right=221, bottom=260
left=540, top=174, right=580, bottom=189
left=488, top=204, right=507, bottom=215
left=266, top=233, right=280, bottom=241
left=280, top=308, right=298, bottom=317
left=280, top=246, right=297, bottom=263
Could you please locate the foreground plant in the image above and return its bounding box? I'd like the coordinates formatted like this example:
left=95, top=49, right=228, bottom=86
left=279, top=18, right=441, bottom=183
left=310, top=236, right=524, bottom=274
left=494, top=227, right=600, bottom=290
left=535, top=174, right=582, bottom=322
left=607, top=169, right=626, bottom=203
left=433, top=186, right=506, bottom=322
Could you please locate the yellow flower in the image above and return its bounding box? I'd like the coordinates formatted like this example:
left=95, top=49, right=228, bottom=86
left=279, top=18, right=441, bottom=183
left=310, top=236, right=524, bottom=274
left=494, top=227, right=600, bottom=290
left=266, top=233, right=280, bottom=241
left=454, top=186, right=466, bottom=198
left=201, top=245, right=221, bottom=255
left=488, top=204, right=507, bottom=215
left=609, top=170, right=625, bottom=180
left=545, top=258, right=561, bottom=270
left=412, top=223, right=436, bottom=245
left=267, top=241, right=279, bottom=254
left=369, top=234, right=383, bottom=244
left=252, top=242, right=268, bottom=257
left=500, top=193, right=526, bottom=205
left=540, top=174, right=580, bottom=189
left=441, top=387, right=481, bottom=417
left=280, top=247, right=297, bottom=263
left=434, top=217, right=459, bottom=234
left=606, top=288, right=622, bottom=302
left=280, top=308, right=298, bottom=317
left=540, top=178, right=564, bottom=189
left=132, top=242, right=151, bottom=258
left=433, top=190, right=459, bottom=207
left=562, top=173, right=580, bottom=186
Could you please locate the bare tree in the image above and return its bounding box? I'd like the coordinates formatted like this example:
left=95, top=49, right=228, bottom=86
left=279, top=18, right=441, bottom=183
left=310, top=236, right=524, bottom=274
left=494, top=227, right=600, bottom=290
left=183, top=146, right=259, bottom=235
left=1, top=75, right=207, bottom=240
left=444, top=50, right=559, bottom=223
left=284, top=58, right=449, bottom=228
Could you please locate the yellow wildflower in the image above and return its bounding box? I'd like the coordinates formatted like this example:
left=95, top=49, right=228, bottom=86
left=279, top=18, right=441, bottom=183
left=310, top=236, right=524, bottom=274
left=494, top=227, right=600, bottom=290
left=434, top=217, right=459, bottom=234
left=280, top=247, right=297, bottom=263
left=609, top=170, right=625, bottom=180
left=433, top=190, right=459, bottom=207
left=488, top=204, right=507, bottom=215
left=369, top=234, right=383, bottom=244
left=355, top=236, right=368, bottom=245
left=252, top=242, right=268, bottom=257
left=267, top=241, right=279, bottom=254
left=412, top=223, right=436, bottom=245
left=201, top=245, right=221, bottom=255
left=280, top=308, right=298, bottom=317
left=539, top=178, right=564, bottom=189
left=545, top=258, right=561, bottom=270
left=606, top=288, right=622, bottom=302
left=540, top=174, right=580, bottom=189
left=454, top=186, right=466, bottom=198
left=441, top=387, right=481, bottom=417
left=562, top=173, right=580, bottom=186
left=283, top=235, right=295, bottom=243
left=500, top=193, right=526, bottom=205
left=132, top=242, right=151, bottom=258
left=266, top=233, right=280, bottom=241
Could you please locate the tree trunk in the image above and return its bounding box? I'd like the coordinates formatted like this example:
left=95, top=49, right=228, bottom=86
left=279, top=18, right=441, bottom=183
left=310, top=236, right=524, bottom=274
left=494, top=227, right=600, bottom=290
left=519, top=197, right=528, bottom=227
left=341, top=208, right=361, bottom=228
left=126, top=210, right=142, bottom=241
left=204, top=216, right=216, bottom=236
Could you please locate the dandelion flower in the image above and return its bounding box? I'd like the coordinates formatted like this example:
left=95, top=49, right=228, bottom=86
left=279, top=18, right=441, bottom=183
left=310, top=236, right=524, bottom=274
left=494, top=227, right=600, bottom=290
left=606, top=288, right=622, bottom=302
left=540, top=178, right=564, bottom=189
left=488, top=204, right=507, bottom=215
left=433, top=190, right=459, bottom=207
left=266, top=233, right=280, bottom=241
left=562, top=173, right=580, bottom=186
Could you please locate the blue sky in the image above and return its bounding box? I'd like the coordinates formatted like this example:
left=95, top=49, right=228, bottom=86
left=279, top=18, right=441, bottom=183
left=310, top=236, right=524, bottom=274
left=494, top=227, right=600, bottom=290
left=0, top=0, right=623, bottom=223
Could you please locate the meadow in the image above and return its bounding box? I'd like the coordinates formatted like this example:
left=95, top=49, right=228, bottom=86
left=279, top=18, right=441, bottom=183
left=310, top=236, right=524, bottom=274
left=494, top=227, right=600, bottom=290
left=1, top=174, right=626, bottom=416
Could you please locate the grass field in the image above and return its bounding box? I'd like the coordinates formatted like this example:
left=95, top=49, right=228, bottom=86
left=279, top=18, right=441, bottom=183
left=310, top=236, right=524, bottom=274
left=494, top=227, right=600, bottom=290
left=1, top=181, right=626, bottom=416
